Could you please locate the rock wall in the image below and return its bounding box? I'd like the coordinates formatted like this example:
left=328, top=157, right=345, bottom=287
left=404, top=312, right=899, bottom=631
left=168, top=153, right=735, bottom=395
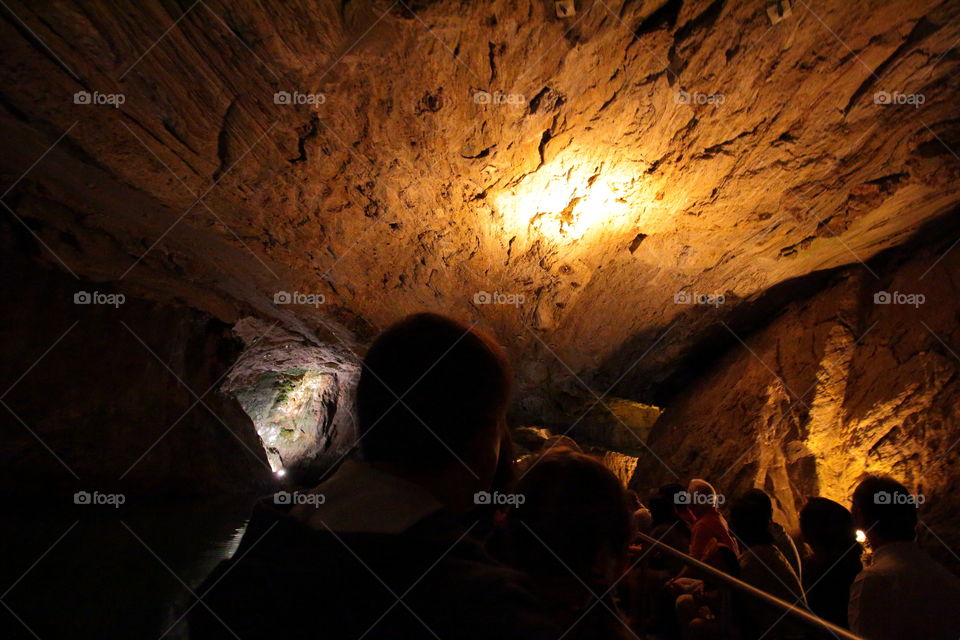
left=223, top=317, right=360, bottom=483
left=1, top=1, right=959, bottom=541
left=0, top=225, right=273, bottom=497
left=636, top=224, right=960, bottom=570
left=1, top=0, right=958, bottom=403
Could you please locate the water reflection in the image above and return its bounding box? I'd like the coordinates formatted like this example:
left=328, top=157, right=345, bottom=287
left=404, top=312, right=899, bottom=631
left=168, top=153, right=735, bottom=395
left=2, top=496, right=256, bottom=639
left=221, top=523, right=247, bottom=559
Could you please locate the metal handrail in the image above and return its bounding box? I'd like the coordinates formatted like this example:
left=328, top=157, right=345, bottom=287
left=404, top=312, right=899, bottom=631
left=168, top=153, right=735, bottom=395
left=635, top=531, right=864, bottom=640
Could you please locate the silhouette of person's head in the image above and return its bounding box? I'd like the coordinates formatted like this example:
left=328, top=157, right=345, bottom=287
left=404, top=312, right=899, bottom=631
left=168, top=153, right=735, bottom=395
left=356, top=313, right=511, bottom=508
left=851, top=475, right=918, bottom=547
left=742, top=488, right=775, bottom=522
left=649, top=483, right=686, bottom=526
left=510, top=447, right=632, bottom=591
left=800, top=497, right=857, bottom=555
left=730, top=497, right=775, bottom=548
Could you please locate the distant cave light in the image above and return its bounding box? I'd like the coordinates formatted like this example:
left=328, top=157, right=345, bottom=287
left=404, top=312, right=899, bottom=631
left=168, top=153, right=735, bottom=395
left=855, top=529, right=867, bottom=543
left=494, top=158, right=645, bottom=243
left=224, top=317, right=362, bottom=483
left=231, top=369, right=340, bottom=473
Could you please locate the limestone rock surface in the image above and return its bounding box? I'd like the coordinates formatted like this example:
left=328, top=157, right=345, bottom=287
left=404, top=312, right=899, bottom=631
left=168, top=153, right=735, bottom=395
left=636, top=234, right=960, bottom=571
left=1, top=0, right=958, bottom=401
left=223, top=317, right=360, bottom=480
left=1, top=1, right=960, bottom=531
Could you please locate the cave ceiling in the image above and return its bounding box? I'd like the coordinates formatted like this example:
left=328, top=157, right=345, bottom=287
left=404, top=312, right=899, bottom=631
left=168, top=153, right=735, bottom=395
left=2, top=0, right=959, bottom=405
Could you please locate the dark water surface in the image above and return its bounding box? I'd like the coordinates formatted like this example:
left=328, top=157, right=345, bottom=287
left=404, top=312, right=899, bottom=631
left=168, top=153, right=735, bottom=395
left=2, top=496, right=254, bottom=639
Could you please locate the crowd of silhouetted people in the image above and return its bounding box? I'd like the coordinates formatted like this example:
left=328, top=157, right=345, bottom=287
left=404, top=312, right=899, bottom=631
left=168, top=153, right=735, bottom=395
left=190, top=313, right=960, bottom=640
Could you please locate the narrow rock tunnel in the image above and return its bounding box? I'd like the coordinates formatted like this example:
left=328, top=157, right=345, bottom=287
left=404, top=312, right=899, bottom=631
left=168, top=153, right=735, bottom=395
left=2, top=1, right=960, bottom=638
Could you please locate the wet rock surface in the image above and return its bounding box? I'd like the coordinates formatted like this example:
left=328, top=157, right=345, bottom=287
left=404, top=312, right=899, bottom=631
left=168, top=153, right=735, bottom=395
left=223, top=317, right=360, bottom=481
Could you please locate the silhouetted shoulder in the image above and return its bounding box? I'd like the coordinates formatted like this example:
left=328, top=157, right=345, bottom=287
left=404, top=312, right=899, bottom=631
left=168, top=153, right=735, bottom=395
left=190, top=502, right=559, bottom=640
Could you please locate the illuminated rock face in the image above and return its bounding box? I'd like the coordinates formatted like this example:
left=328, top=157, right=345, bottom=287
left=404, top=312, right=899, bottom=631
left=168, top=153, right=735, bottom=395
left=223, top=318, right=359, bottom=481
left=2, top=0, right=958, bottom=396
left=637, top=236, right=960, bottom=569
left=232, top=369, right=337, bottom=471
left=569, top=398, right=663, bottom=451
left=1, top=1, right=959, bottom=513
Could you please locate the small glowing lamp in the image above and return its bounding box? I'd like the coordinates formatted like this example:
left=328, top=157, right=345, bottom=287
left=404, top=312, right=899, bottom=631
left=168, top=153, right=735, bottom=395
left=275, top=469, right=286, bottom=478
left=855, top=529, right=867, bottom=543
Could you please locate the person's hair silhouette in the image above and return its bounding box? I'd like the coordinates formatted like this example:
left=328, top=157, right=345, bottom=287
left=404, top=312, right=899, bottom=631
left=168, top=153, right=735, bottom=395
left=357, top=312, right=511, bottom=481
left=851, top=475, right=917, bottom=544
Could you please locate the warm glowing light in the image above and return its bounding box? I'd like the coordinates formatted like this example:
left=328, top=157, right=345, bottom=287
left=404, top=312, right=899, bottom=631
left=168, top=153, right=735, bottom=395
left=855, top=529, right=867, bottom=543
left=494, top=159, right=641, bottom=242
left=275, top=469, right=286, bottom=478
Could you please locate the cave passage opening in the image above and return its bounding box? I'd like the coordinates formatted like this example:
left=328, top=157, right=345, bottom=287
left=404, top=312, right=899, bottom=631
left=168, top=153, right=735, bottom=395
left=230, top=368, right=339, bottom=475
left=222, top=318, right=361, bottom=483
